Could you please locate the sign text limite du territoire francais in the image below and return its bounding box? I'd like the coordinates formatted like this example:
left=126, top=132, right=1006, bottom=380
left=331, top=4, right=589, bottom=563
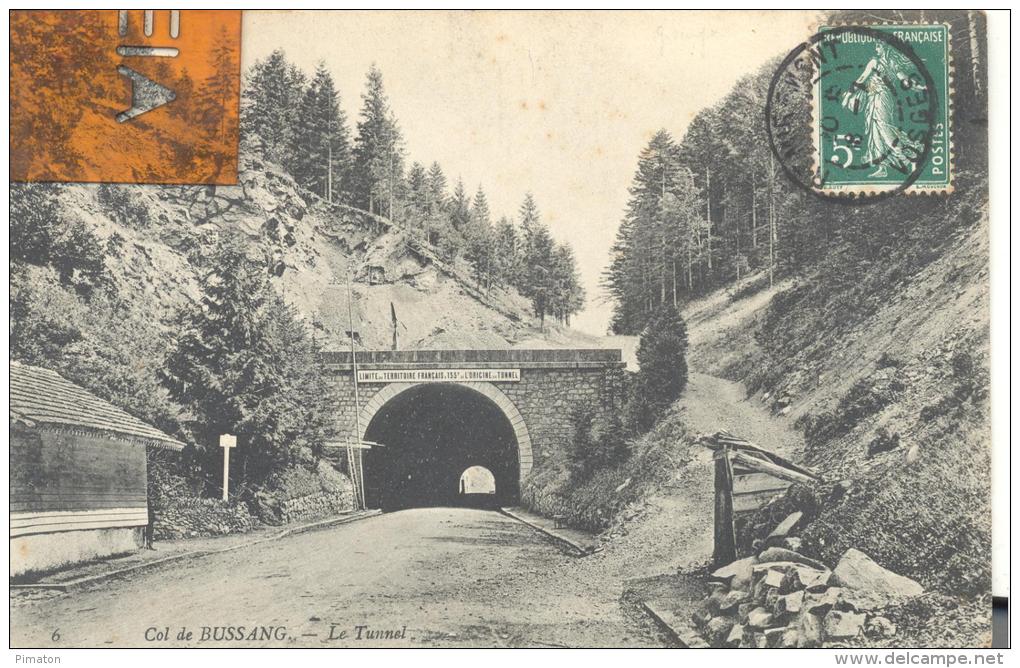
left=356, top=369, right=522, bottom=383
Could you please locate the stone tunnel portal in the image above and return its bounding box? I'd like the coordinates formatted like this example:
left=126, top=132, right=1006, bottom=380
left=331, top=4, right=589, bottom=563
left=362, top=383, right=521, bottom=511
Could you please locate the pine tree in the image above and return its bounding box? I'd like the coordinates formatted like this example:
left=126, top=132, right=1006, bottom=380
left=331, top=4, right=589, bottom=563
left=291, top=63, right=352, bottom=203
left=659, top=166, right=706, bottom=300
left=606, top=130, right=687, bottom=332
left=195, top=26, right=238, bottom=140
left=465, top=186, right=495, bottom=288
left=525, top=221, right=556, bottom=328
left=626, top=305, right=689, bottom=433
left=493, top=216, right=521, bottom=286
left=549, top=243, right=585, bottom=325
left=353, top=64, right=405, bottom=217
left=405, top=162, right=428, bottom=238
left=240, top=50, right=305, bottom=167
left=162, top=237, right=334, bottom=487
left=426, top=162, right=448, bottom=215
left=423, top=162, right=448, bottom=245
left=406, top=162, right=428, bottom=214
left=170, top=68, right=194, bottom=121
left=449, top=178, right=471, bottom=231
left=518, top=192, right=541, bottom=254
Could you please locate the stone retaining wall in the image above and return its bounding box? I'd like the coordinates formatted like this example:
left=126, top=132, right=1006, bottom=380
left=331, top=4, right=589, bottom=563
left=147, top=450, right=355, bottom=540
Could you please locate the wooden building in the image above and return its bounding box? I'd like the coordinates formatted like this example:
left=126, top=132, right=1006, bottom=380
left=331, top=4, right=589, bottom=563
left=9, top=362, right=184, bottom=578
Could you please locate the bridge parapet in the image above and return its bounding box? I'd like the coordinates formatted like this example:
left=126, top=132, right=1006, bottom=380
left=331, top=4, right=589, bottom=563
left=321, top=348, right=627, bottom=485
left=319, top=348, right=624, bottom=370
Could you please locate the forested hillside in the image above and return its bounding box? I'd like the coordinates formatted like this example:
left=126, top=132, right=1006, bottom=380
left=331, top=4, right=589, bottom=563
left=603, top=9, right=986, bottom=335
left=599, top=9, right=991, bottom=600
left=242, top=52, right=585, bottom=327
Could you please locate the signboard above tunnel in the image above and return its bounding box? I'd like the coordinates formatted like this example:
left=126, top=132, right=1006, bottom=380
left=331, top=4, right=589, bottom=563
left=357, top=369, right=522, bottom=383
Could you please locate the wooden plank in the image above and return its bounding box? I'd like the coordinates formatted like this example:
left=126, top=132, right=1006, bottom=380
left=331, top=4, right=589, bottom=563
left=712, top=450, right=736, bottom=567
left=10, top=500, right=147, bottom=513
left=733, top=489, right=788, bottom=514
left=11, top=507, right=148, bottom=537
left=733, top=472, right=791, bottom=496
left=709, top=433, right=819, bottom=479
left=730, top=450, right=818, bottom=487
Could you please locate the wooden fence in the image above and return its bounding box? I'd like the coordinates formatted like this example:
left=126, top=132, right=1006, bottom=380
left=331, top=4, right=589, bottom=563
left=700, top=431, right=821, bottom=566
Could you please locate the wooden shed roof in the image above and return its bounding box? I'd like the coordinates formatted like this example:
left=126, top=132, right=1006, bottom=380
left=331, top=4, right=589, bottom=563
left=9, top=362, right=185, bottom=450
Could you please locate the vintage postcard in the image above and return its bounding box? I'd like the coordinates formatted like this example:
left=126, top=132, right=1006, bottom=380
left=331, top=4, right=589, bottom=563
left=7, top=9, right=1002, bottom=656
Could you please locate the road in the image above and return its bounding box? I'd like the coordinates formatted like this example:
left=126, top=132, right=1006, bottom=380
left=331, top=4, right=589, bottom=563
left=10, top=508, right=662, bottom=648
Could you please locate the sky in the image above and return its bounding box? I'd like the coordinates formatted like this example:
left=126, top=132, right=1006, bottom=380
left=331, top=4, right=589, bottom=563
left=243, top=10, right=821, bottom=335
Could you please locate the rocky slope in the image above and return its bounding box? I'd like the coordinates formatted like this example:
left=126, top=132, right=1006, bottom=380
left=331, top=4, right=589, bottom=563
left=58, top=151, right=580, bottom=352
left=682, top=199, right=990, bottom=600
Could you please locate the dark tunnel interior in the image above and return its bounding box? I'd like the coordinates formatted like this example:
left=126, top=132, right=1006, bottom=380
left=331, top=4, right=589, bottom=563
left=362, top=384, right=520, bottom=511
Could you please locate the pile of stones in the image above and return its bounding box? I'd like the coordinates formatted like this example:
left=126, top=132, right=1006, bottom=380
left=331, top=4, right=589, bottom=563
left=692, top=513, right=923, bottom=648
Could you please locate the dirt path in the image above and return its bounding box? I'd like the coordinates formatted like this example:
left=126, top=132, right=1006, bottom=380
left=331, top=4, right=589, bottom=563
left=579, top=371, right=805, bottom=582
left=10, top=508, right=660, bottom=649
left=681, top=372, right=804, bottom=460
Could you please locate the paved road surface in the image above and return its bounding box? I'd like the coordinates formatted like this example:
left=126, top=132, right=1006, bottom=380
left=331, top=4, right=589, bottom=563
left=10, top=508, right=661, bottom=648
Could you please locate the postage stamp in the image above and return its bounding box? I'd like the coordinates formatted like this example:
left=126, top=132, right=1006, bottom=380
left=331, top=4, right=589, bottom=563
left=813, top=24, right=953, bottom=196
left=9, top=10, right=242, bottom=185
left=766, top=23, right=954, bottom=200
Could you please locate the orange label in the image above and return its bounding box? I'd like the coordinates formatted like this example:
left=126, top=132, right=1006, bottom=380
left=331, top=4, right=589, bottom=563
left=10, top=10, right=241, bottom=184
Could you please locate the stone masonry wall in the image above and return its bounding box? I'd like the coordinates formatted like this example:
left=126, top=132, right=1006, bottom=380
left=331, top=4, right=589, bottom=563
left=147, top=451, right=354, bottom=540
left=323, top=354, right=625, bottom=486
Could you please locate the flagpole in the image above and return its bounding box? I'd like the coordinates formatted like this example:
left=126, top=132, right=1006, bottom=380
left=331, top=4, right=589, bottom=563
left=346, top=271, right=366, bottom=510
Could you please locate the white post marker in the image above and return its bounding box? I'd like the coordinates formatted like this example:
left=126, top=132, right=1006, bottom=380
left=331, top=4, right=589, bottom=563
left=220, top=433, right=237, bottom=501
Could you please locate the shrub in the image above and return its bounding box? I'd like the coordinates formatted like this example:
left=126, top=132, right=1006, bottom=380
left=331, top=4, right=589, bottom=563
left=162, top=237, right=336, bottom=489
left=567, top=403, right=629, bottom=480
left=866, top=427, right=901, bottom=457
left=97, top=183, right=152, bottom=228
left=803, top=375, right=904, bottom=450
left=11, top=184, right=110, bottom=296
left=626, top=305, right=689, bottom=433
left=10, top=265, right=182, bottom=436
left=523, top=406, right=693, bottom=532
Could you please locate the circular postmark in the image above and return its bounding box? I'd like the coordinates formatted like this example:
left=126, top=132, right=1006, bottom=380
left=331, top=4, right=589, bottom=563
left=765, top=25, right=939, bottom=202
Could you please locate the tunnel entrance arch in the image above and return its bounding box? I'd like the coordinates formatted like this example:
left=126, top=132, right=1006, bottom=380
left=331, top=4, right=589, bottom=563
left=359, top=382, right=532, bottom=511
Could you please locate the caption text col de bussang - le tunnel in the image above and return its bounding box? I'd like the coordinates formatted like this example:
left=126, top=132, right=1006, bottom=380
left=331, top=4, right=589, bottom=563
left=362, top=383, right=520, bottom=511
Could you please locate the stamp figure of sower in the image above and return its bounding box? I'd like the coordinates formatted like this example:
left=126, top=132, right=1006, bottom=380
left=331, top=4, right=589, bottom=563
left=847, top=41, right=926, bottom=178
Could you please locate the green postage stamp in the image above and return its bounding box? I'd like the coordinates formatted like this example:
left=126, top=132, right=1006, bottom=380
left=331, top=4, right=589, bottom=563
left=813, top=24, right=953, bottom=196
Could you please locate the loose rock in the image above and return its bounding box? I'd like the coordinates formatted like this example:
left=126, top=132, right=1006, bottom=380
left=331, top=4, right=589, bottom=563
left=706, top=616, right=735, bottom=645
left=746, top=607, right=774, bottom=629
left=833, top=548, right=923, bottom=609
left=783, top=537, right=804, bottom=552
left=717, top=589, right=751, bottom=614
left=776, top=590, right=804, bottom=615
left=759, top=546, right=828, bottom=571
left=795, top=610, right=824, bottom=648
left=764, top=626, right=787, bottom=648
left=784, top=565, right=834, bottom=592
left=780, top=626, right=800, bottom=648
left=803, top=587, right=842, bottom=614
left=865, top=616, right=897, bottom=638
left=710, top=556, right=757, bottom=591
left=725, top=623, right=744, bottom=648
left=823, top=610, right=866, bottom=639
left=763, top=568, right=787, bottom=589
